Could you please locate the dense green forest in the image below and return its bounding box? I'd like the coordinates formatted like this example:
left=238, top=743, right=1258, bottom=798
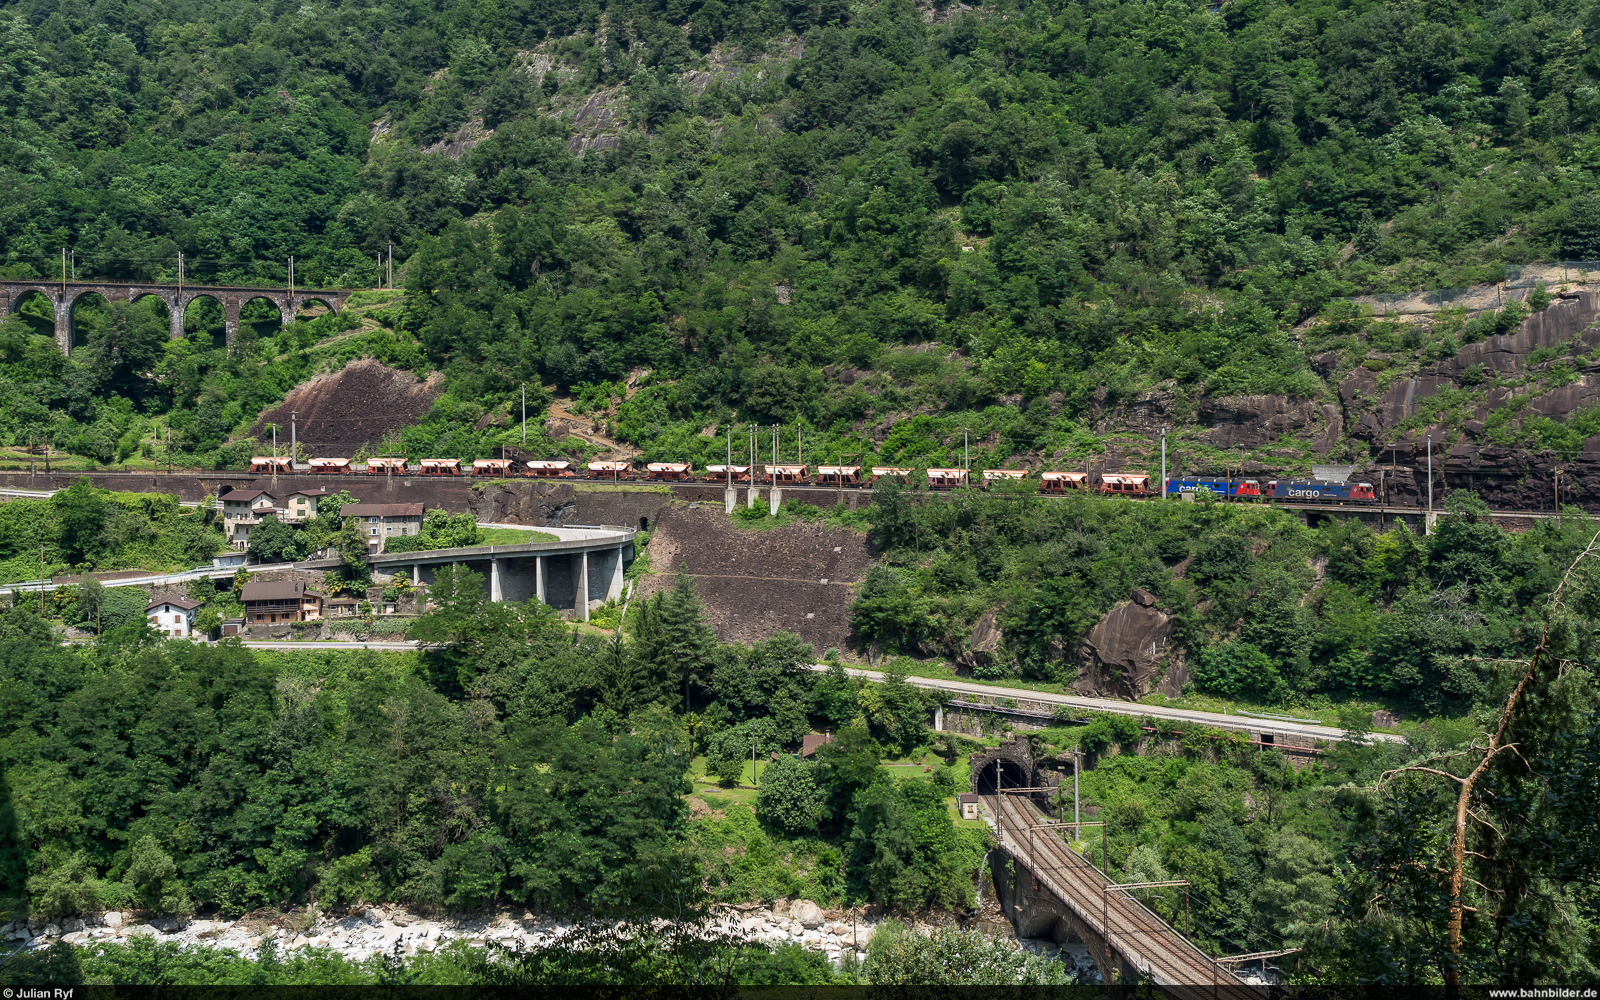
left=0, top=574, right=976, bottom=922
left=852, top=483, right=1592, bottom=713
left=0, top=478, right=222, bottom=582
left=5, top=0, right=1600, bottom=469
left=4, top=545, right=1598, bottom=983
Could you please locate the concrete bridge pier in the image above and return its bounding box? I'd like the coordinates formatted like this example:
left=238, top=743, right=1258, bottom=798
left=607, top=545, right=625, bottom=601
left=572, top=551, right=589, bottom=621
left=990, top=845, right=1124, bottom=984
left=360, top=529, right=634, bottom=622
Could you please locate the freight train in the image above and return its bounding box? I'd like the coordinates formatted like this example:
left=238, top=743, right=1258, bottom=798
left=247, top=456, right=1376, bottom=503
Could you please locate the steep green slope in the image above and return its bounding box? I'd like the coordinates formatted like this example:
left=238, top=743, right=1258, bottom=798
left=3, top=0, right=1600, bottom=473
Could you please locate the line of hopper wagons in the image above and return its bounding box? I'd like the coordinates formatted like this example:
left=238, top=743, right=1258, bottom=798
left=246, top=456, right=1378, bottom=502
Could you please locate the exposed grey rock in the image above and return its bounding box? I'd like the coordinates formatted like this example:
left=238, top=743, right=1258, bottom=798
left=956, top=609, right=1002, bottom=672
left=1074, top=593, right=1177, bottom=701
left=792, top=900, right=825, bottom=928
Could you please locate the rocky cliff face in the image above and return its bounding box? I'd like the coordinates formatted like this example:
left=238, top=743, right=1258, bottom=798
left=1092, top=289, right=1600, bottom=512
left=1072, top=589, right=1185, bottom=701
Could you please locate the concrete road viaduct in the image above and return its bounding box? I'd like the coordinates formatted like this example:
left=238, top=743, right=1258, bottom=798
left=293, top=524, right=637, bottom=621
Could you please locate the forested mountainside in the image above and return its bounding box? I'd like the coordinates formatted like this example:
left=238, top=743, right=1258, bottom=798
left=4, top=0, right=1600, bottom=475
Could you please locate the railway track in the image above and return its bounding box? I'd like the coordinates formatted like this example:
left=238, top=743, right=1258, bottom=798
left=993, top=793, right=1261, bottom=997
left=0, top=470, right=1570, bottom=520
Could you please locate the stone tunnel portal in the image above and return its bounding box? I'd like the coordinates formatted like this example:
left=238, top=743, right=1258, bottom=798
left=970, top=738, right=1039, bottom=795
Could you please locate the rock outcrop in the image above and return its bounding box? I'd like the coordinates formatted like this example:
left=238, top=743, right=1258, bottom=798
left=467, top=481, right=578, bottom=526
left=1075, top=286, right=1600, bottom=513
left=1194, top=395, right=1344, bottom=452
left=1073, top=590, right=1181, bottom=701
left=956, top=609, right=1001, bottom=673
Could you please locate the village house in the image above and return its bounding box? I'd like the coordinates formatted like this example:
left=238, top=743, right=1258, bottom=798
left=342, top=503, right=425, bottom=553
left=281, top=487, right=335, bottom=523
left=218, top=489, right=281, bottom=549
left=240, top=580, right=324, bottom=624
left=326, top=597, right=360, bottom=617
left=146, top=596, right=201, bottom=638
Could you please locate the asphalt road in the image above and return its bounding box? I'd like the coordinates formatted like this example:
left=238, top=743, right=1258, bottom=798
left=230, top=643, right=1396, bottom=744
left=806, top=663, right=1403, bottom=745
left=242, top=640, right=422, bottom=651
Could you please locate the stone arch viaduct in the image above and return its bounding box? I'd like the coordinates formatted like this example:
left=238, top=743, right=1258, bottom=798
left=0, top=280, right=353, bottom=354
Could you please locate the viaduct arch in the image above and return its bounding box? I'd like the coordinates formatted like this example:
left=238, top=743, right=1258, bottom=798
left=0, top=280, right=352, bottom=354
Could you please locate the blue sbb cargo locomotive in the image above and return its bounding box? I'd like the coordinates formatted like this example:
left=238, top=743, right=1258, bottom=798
left=1166, top=478, right=1264, bottom=499
left=1166, top=478, right=1375, bottom=502
left=1270, top=480, right=1375, bottom=501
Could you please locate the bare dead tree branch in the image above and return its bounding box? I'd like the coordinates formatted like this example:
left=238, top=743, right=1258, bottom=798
left=1384, top=524, right=1600, bottom=989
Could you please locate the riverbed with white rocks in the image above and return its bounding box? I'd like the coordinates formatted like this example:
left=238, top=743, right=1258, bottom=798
left=3, top=899, right=880, bottom=966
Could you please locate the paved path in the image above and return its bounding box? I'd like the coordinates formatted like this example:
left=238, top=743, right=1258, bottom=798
left=243, top=640, right=421, bottom=651
left=0, top=561, right=299, bottom=596
left=806, top=664, right=1402, bottom=745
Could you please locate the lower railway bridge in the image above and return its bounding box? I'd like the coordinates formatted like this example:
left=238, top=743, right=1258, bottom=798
left=0, top=279, right=352, bottom=353
left=973, top=741, right=1266, bottom=995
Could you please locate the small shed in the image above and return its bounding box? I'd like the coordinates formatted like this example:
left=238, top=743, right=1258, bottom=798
left=799, top=733, right=835, bottom=758
left=957, top=793, right=981, bottom=821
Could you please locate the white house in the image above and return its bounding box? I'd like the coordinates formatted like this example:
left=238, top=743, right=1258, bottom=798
left=147, top=596, right=201, bottom=638
left=218, top=489, right=281, bottom=549
left=282, top=487, right=334, bottom=523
